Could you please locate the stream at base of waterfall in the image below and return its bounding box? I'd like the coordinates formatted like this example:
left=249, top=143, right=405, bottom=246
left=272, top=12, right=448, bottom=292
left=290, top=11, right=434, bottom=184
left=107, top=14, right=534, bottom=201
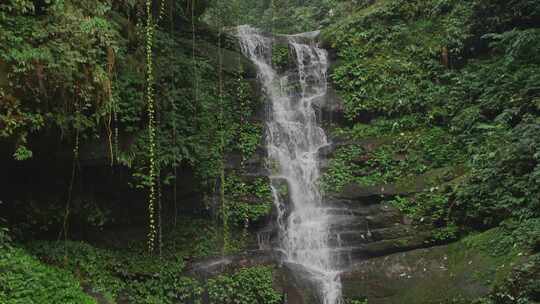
left=238, top=25, right=343, bottom=304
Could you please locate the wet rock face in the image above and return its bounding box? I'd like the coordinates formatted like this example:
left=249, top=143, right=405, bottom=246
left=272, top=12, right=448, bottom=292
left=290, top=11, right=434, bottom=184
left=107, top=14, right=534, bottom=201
left=313, top=85, right=348, bottom=126
left=324, top=197, right=432, bottom=268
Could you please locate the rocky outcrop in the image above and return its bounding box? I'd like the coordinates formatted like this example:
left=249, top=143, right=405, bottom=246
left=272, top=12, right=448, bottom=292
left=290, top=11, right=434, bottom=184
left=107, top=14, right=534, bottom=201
left=323, top=197, right=432, bottom=268
left=340, top=232, right=520, bottom=304
left=314, top=86, right=348, bottom=126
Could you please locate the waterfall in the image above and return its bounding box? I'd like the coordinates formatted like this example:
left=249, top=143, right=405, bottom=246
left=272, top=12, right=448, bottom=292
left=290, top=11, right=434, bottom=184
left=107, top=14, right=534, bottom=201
left=237, top=25, right=342, bottom=304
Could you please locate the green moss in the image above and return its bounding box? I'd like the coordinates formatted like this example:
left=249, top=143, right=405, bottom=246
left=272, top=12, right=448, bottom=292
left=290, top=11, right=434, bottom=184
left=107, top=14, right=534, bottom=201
left=449, top=228, right=525, bottom=287
left=394, top=229, right=525, bottom=303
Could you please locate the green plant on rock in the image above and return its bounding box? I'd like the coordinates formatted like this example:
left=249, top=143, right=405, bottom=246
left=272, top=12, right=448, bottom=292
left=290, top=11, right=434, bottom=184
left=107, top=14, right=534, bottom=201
left=238, top=122, right=264, bottom=161
left=389, top=190, right=458, bottom=242
left=321, top=144, right=365, bottom=192
left=26, top=235, right=218, bottom=304
left=272, top=44, right=290, bottom=71
left=223, top=174, right=273, bottom=227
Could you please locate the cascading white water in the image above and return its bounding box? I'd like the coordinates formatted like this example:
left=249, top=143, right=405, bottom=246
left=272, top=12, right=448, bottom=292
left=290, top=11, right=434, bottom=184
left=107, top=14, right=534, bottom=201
left=237, top=25, right=342, bottom=304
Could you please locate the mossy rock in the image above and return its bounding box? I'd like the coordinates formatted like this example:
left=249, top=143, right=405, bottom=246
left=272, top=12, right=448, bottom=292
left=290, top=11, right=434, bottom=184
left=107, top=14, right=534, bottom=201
left=338, top=166, right=465, bottom=200
left=341, top=229, right=526, bottom=304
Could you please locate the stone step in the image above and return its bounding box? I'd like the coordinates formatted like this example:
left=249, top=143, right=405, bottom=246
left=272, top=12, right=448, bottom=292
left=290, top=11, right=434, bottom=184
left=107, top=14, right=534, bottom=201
left=328, top=211, right=402, bottom=232
left=332, top=232, right=433, bottom=265
left=328, top=225, right=417, bottom=248
left=323, top=204, right=394, bottom=216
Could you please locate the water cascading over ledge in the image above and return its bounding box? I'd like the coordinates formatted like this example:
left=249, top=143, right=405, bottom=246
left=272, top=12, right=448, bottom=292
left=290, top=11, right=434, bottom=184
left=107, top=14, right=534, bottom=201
left=237, top=25, right=343, bottom=304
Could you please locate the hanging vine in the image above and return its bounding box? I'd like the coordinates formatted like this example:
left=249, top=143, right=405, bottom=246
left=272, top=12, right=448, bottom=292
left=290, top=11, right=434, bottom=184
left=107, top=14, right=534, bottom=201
left=191, top=0, right=199, bottom=130
left=145, top=0, right=158, bottom=254
left=60, top=91, right=81, bottom=262
left=106, top=46, right=117, bottom=166
left=217, top=3, right=230, bottom=254
left=235, top=0, right=250, bottom=239
left=170, top=1, right=178, bottom=232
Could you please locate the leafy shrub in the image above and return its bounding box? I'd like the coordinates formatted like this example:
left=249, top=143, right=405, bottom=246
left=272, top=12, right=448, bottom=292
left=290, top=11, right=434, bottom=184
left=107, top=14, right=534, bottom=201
left=27, top=241, right=124, bottom=301
left=125, top=271, right=202, bottom=304
left=323, top=0, right=540, bottom=256
left=272, top=44, right=290, bottom=71
left=453, top=121, right=540, bottom=229
left=487, top=29, right=540, bottom=64
left=0, top=247, right=96, bottom=304
left=321, top=144, right=365, bottom=192
left=389, top=190, right=455, bottom=231
left=224, top=175, right=273, bottom=226
left=27, top=239, right=206, bottom=304
left=207, top=267, right=282, bottom=304
left=0, top=0, right=120, bottom=156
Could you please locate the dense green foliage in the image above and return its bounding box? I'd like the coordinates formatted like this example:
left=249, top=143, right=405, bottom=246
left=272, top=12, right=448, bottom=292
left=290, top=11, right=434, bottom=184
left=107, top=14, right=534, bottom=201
left=10, top=215, right=277, bottom=303
left=0, top=0, right=118, bottom=159
left=0, top=0, right=273, bottom=250
left=224, top=175, right=273, bottom=227
left=27, top=240, right=203, bottom=304
left=0, top=0, right=263, bottom=192
left=322, top=0, right=540, bottom=244
left=0, top=246, right=96, bottom=304
left=207, top=267, right=282, bottom=304
left=205, top=0, right=366, bottom=33
left=319, top=1, right=540, bottom=301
